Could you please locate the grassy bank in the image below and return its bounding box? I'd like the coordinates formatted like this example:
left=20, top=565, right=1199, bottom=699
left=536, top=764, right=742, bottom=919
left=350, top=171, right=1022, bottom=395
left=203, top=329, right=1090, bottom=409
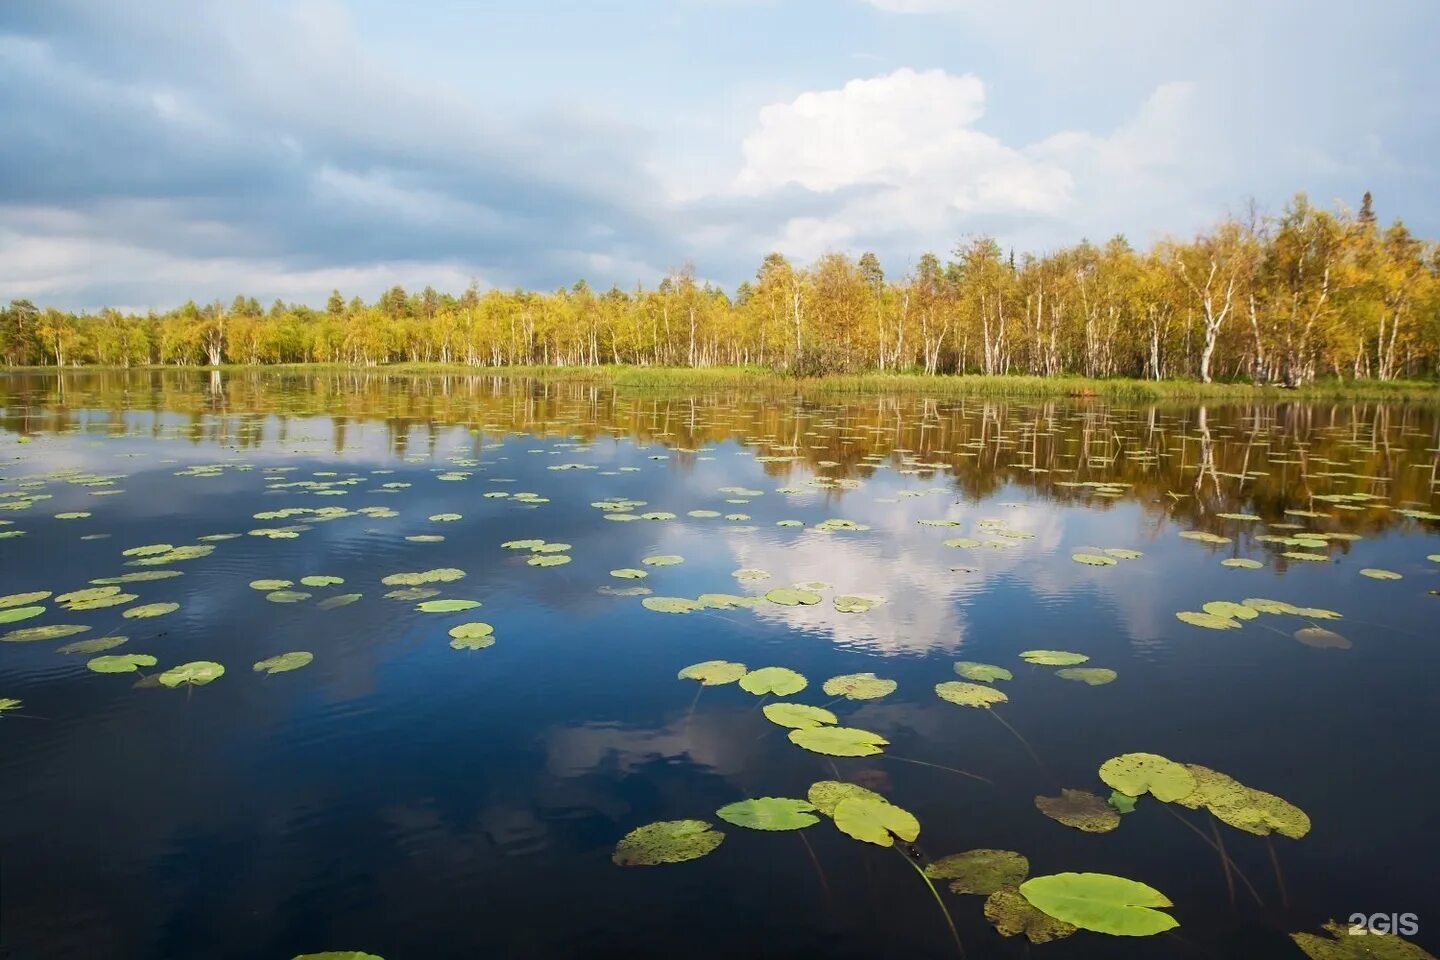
left=7, top=363, right=1439, bottom=401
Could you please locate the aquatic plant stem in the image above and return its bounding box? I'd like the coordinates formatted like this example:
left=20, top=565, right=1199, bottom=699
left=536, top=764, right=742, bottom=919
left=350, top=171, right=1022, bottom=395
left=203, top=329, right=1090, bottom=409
left=988, top=708, right=1043, bottom=768
left=1266, top=835, right=1290, bottom=910
left=897, top=847, right=966, bottom=959
left=798, top=831, right=834, bottom=909
left=1161, top=807, right=1264, bottom=907
left=1209, top=815, right=1236, bottom=908
left=881, top=754, right=992, bottom=784
left=684, top=686, right=703, bottom=732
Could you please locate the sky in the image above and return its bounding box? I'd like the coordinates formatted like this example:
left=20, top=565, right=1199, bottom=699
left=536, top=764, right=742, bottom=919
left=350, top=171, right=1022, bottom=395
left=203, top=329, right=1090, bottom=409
left=1, top=0, right=1436, bottom=311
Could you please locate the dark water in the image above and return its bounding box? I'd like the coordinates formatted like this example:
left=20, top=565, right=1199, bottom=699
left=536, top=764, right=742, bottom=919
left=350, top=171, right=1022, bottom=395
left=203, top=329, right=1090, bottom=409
left=1, top=370, right=1437, bottom=960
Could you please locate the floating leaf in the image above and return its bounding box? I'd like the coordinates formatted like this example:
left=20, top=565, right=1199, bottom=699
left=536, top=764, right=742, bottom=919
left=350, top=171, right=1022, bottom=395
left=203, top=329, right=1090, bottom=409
left=641, top=596, right=702, bottom=614
left=716, top=797, right=819, bottom=831
left=925, top=849, right=1029, bottom=895
left=87, top=653, right=157, bottom=673
left=266, top=591, right=311, bottom=604
left=1295, top=626, right=1350, bottom=649
left=1221, top=558, right=1263, bottom=569
left=788, top=726, right=887, bottom=757
left=739, top=666, right=807, bottom=696
left=1056, top=667, right=1117, bottom=685
left=765, top=587, right=822, bottom=606
left=1174, top=764, right=1311, bottom=838
left=935, top=680, right=1008, bottom=708
left=1359, top=568, right=1402, bottom=580
left=158, top=661, right=225, bottom=687
left=1175, top=610, right=1240, bottom=630
left=1098, top=752, right=1196, bottom=801
left=1290, top=920, right=1435, bottom=960
left=253, top=652, right=314, bottom=674
left=58, top=635, right=128, bottom=655
left=807, top=780, right=886, bottom=816
left=1019, top=872, right=1178, bottom=937
left=0, top=591, right=51, bottom=608
left=293, top=952, right=384, bottom=960
left=954, top=661, right=1012, bottom=683
left=833, top=594, right=883, bottom=613
left=381, top=568, right=465, bottom=586
left=832, top=796, right=919, bottom=846
left=1072, top=553, right=1117, bottom=566
left=300, top=575, right=344, bottom=587
left=249, top=579, right=293, bottom=590
left=610, top=568, right=647, bottom=579
left=415, top=598, right=482, bottom=613
left=3, top=624, right=89, bottom=642
left=612, top=820, right=724, bottom=866
left=677, top=660, right=747, bottom=685
left=763, top=702, right=838, bottom=729
left=641, top=555, right=684, bottom=566
left=1035, top=789, right=1121, bottom=833
left=731, top=568, right=770, bottom=581
left=984, top=886, right=1078, bottom=944
left=1202, top=600, right=1258, bottom=621
left=124, top=602, right=179, bottom=619
left=821, top=673, right=897, bottom=700
left=317, top=593, right=363, bottom=610
left=1019, top=649, right=1090, bottom=666
left=448, top=621, right=496, bottom=650
left=0, top=606, right=44, bottom=624
left=527, top=554, right=571, bottom=567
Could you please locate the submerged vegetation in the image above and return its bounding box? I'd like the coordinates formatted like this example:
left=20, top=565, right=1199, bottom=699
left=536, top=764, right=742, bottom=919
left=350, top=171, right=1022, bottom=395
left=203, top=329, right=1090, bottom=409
left=5, top=194, right=1439, bottom=390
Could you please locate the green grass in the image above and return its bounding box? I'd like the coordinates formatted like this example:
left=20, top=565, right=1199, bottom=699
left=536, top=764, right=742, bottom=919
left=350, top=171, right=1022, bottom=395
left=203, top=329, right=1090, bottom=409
left=9, top=362, right=1439, bottom=400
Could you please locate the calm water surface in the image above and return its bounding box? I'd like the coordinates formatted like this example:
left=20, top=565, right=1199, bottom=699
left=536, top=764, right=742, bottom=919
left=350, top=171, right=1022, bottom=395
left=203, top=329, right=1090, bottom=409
left=2, top=371, right=1438, bottom=960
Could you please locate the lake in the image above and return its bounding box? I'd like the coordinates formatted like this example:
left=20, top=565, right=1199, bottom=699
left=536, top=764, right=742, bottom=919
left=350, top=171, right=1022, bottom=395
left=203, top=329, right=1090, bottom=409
left=1, top=369, right=1437, bottom=960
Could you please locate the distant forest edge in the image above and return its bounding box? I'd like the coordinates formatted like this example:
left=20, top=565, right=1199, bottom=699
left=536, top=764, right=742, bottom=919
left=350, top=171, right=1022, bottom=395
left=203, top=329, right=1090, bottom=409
left=4, top=193, right=1438, bottom=385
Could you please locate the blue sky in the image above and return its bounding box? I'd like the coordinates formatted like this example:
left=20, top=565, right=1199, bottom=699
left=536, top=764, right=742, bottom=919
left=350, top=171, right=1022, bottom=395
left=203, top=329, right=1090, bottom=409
left=1, top=0, right=1436, bottom=310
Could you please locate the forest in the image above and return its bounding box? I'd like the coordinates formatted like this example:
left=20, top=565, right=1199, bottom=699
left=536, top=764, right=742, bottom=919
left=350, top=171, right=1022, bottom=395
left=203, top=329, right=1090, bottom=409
left=3, top=193, right=1437, bottom=384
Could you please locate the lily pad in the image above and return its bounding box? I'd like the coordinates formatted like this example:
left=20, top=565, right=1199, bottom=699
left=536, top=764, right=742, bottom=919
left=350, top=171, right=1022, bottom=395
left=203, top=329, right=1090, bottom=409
left=678, top=660, right=747, bottom=685
left=1056, top=667, right=1117, bottom=685
left=641, top=555, right=684, bottom=566
left=763, top=702, right=838, bottom=729
left=788, top=725, right=887, bottom=757
left=0, top=605, right=45, bottom=624
left=1359, top=568, right=1402, bottom=580
left=954, top=661, right=1012, bottom=683
left=765, top=587, right=822, bottom=606
left=1035, top=789, right=1121, bottom=833
left=253, top=652, right=314, bottom=674
left=821, top=673, right=897, bottom=700
left=87, top=653, right=157, bottom=673
left=1019, top=650, right=1090, bottom=666
left=158, top=661, right=225, bottom=687
left=0, top=591, right=51, bottom=608
left=642, top=596, right=702, bottom=614
left=526, top=554, right=571, bottom=567
left=732, top=568, right=770, bottom=580
left=1291, top=920, right=1436, bottom=960
left=935, top=680, right=1008, bottom=708
left=416, top=599, right=481, bottom=613
left=317, top=593, right=363, bottom=610
left=300, top=575, right=344, bottom=587
left=832, top=796, right=919, bottom=846
left=124, top=602, right=179, bottom=619
left=293, top=953, right=385, bottom=960
left=833, top=594, right=883, bottom=613
left=58, top=635, right=129, bottom=655
left=739, top=666, right=807, bottom=696
left=1202, top=600, right=1259, bottom=621
left=3, top=624, right=90, bottom=642
left=984, top=886, right=1078, bottom=943
left=1175, top=611, right=1241, bottom=630
left=612, top=819, right=724, bottom=866
left=1221, top=558, right=1263, bottom=569
left=1174, top=764, right=1311, bottom=838
left=1019, top=872, right=1178, bottom=937
left=249, top=579, right=294, bottom=591
left=266, top=591, right=312, bottom=604
left=1098, top=752, right=1196, bottom=801
left=925, top=849, right=1029, bottom=895
left=381, top=568, right=465, bottom=586
left=1295, top=626, right=1350, bottom=649
left=610, top=568, right=647, bottom=579
left=716, top=797, right=819, bottom=831
left=807, top=780, right=886, bottom=816
left=1072, top=553, right=1118, bottom=566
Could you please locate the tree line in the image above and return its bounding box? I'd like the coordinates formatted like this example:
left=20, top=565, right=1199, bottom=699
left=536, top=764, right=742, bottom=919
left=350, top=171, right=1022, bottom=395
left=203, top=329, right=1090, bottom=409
left=3, top=192, right=1436, bottom=383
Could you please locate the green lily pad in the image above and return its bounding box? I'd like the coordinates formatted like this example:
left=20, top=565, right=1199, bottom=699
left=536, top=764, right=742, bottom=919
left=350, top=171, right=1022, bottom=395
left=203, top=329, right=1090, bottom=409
left=381, top=568, right=465, bottom=586
left=1098, top=752, right=1196, bottom=801
left=1291, top=920, right=1436, bottom=960
left=526, top=554, right=571, bottom=567
left=0, top=605, right=45, bottom=624
left=925, top=849, right=1029, bottom=895
left=763, top=702, right=838, bottom=729
left=612, top=819, right=724, bottom=866
left=833, top=594, right=883, bottom=613
left=641, top=555, right=684, bottom=566
left=1174, top=764, right=1311, bottom=838
left=1221, top=558, right=1263, bottom=569
left=832, top=796, right=919, bottom=846
left=266, top=591, right=312, bottom=604
left=300, top=575, right=344, bottom=587
left=317, top=593, right=363, bottom=610
left=158, top=661, right=225, bottom=688
left=253, top=652, right=314, bottom=674
left=1104, top=549, right=1143, bottom=560
left=293, top=952, right=385, bottom=960
left=1035, top=789, right=1121, bottom=833
left=739, top=666, right=807, bottom=696
left=732, top=568, right=770, bottom=580
left=984, top=886, right=1078, bottom=943
left=642, top=596, right=702, bottom=614
left=1019, top=872, right=1178, bottom=937
left=1072, top=553, right=1118, bottom=566
left=1056, top=667, right=1117, bottom=686
left=1175, top=610, right=1241, bottom=630
left=87, top=653, right=157, bottom=673
left=3, top=624, right=89, bottom=642
left=1202, top=601, right=1259, bottom=621
left=954, top=661, right=1012, bottom=683
left=58, top=635, right=129, bottom=654
left=788, top=725, right=887, bottom=757
left=1109, top=790, right=1138, bottom=814
left=610, top=568, right=647, bottom=579
left=678, top=660, right=747, bottom=685
left=821, top=673, right=897, bottom=700
left=935, top=680, right=1008, bottom=708
left=416, top=599, right=481, bottom=613
left=124, top=602, right=179, bottom=619
left=716, top=797, right=819, bottom=831
left=807, top=780, right=887, bottom=816
left=1359, top=568, right=1402, bottom=580
left=249, top=579, right=294, bottom=590
left=1019, top=650, right=1090, bottom=666
left=0, top=591, right=51, bottom=608
left=765, top=587, right=822, bottom=606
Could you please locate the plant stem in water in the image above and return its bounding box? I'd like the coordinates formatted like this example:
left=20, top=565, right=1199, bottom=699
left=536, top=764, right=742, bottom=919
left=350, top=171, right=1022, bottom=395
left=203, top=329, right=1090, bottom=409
left=898, top=847, right=966, bottom=959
